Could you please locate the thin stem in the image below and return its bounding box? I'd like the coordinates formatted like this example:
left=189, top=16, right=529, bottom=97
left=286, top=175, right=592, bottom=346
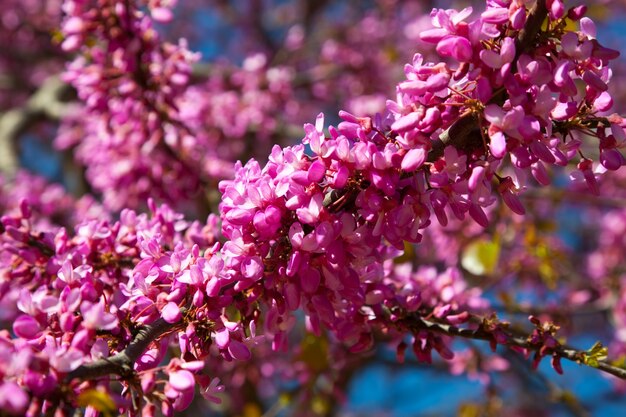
left=406, top=316, right=626, bottom=380
left=66, top=314, right=184, bottom=381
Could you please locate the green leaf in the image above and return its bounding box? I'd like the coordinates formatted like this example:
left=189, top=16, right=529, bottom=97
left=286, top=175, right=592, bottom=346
left=461, top=237, right=500, bottom=276
left=582, top=341, right=608, bottom=368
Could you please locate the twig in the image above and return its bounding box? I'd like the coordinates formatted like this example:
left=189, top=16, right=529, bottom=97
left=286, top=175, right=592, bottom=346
left=407, top=316, right=626, bottom=380
left=66, top=315, right=182, bottom=381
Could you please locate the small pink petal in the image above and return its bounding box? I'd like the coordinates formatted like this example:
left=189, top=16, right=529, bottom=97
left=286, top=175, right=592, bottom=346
left=228, top=339, right=251, bottom=361
left=162, top=302, right=181, bottom=323
left=600, top=148, right=623, bottom=171
left=401, top=148, right=426, bottom=171
left=391, top=112, right=421, bottom=133
left=580, top=17, right=596, bottom=38
left=480, top=50, right=503, bottom=69
left=468, top=166, right=486, bottom=191
left=169, top=370, right=195, bottom=392
left=307, top=160, right=326, bottom=183
left=13, top=315, right=41, bottom=339
left=489, top=131, right=507, bottom=158
left=300, top=268, right=321, bottom=294
left=215, top=328, right=229, bottom=349
left=436, top=36, right=473, bottom=62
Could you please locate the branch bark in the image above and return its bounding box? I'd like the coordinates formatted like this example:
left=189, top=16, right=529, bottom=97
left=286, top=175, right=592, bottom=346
left=66, top=316, right=181, bottom=381
left=408, top=316, right=626, bottom=380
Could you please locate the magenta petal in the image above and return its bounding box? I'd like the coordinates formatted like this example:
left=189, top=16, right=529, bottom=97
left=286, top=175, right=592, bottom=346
left=419, top=27, right=449, bottom=43
left=391, top=112, right=420, bottom=133
left=300, top=268, right=321, bottom=294
left=489, top=131, right=507, bottom=158
left=228, top=339, right=251, bottom=361
left=398, top=80, right=428, bottom=95
left=469, top=204, right=489, bottom=228
left=307, top=159, right=326, bottom=183
left=503, top=191, right=526, bottom=215
left=0, top=382, right=29, bottom=414
left=582, top=70, right=608, bottom=92
left=554, top=61, right=573, bottom=87
left=580, top=17, right=597, bottom=38
left=181, top=361, right=205, bottom=372
left=600, top=148, right=623, bottom=171
left=529, top=141, right=556, bottom=164
left=480, top=49, right=502, bottom=69
left=550, top=102, right=577, bottom=120
left=500, top=37, right=516, bottom=63
left=215, top=328, right=230, bottom=348
left=241, top=256, right=263, bottom=279
left=52, top=348, right=84, bottom=372
left=152, top=7, right=174, bottom=23
left=13, top=315, right=41, bottom=339
left=593, top=91, right=613, bottom=112
left=286, top=251, right=302, bottom=277
left=481, top=7, right=509, bottom=23
left=436, top=36, right=473, bottom=62
left=162, top=302, right=181, bottom=323
left=401, top=148, right=426, bottom=171
left=510, top=7, right=526, bottom=29
left=531, top=162, right=550, bottom=186
left=224, top=208, right=254, bottom=225
left=169, top=370, right=195, bottom=392
left=284, top=282, right=301, bottom=311
left=468, top=166, right=486, bottom=191
left=483, top=104, right=505, bottom=126
left=425, top=73, right=450, bottom=92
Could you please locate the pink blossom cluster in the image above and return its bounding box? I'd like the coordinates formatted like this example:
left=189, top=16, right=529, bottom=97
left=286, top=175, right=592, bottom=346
left=576, top=171, right=626, bottom=368
left=218, top=0, right=626, bottom=377
left=0, top=193, right=488, bottom=414
left=0, top=171, right=107, bottom=229
left=4, top=0, right=626, bottom=415
left=175, top=54, right=304, bottom=176
left=0, top=199, right=228, bottom=415
left=56, top=0, right=205, bottom=210
left=55, top=0, right=309, bottom=211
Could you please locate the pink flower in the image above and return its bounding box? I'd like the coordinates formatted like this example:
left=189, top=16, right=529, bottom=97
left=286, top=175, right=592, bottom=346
left=201, top=378, right=225, bottom=404
left=0, top=382, right=28, bottom=415
left=169, top=370, right=195, bottom=391
left=436, top=36, right=473, bottom=62
left=81, top=300, right=119, bottom=330
left=13, top=315, right=41, bottom=339
left=479, top=37, right=515, bottom=69
left=162, top=302, right=182, bottom=323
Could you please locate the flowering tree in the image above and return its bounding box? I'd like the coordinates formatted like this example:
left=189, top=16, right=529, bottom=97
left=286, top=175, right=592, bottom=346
left=2, top=0, right=626, bottom=416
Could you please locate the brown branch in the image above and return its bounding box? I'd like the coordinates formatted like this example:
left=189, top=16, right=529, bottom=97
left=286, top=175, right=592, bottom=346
left=66, top=315, right=182, bottom=381
left=407, top=316, right=626, bottom=380
left=301, top=0, right=332, bottom=33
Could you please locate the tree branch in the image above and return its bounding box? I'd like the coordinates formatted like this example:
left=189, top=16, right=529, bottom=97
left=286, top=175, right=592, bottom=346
left=0, top=76, right=72, bottom=176
left=408, top=316, right=626, bottom=380
left=66, top=315, right=182, bottom=381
